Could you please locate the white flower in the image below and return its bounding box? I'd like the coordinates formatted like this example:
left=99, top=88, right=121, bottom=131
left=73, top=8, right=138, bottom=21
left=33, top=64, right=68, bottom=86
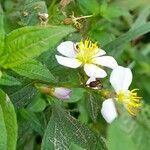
left=55, top=40, right=118, bottom=78
left=101, top=66, right=142, bottom=123
left=53, top=87, right=72, bottom=99
left=101, top=99, right=118, bottom=123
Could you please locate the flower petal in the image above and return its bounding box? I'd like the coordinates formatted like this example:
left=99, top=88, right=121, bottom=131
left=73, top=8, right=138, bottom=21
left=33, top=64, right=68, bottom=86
left=101, top=99, right=118, bottom=123
left=110, top=66, right=132, bottom=92
left=84, top=64, right=107, bottom=78
left=93, top=56, right=118, bottom=69
left=57, top=41, right=76, bottom=57
left=86, top=77, right=96, bottom=85
left=93, top=49, right=106, bottom=57
left=55, top=55, right=82, bottom=68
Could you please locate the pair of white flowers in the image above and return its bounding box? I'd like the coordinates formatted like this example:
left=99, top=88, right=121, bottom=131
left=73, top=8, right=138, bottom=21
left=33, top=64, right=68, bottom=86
left=55, top=39, right=141, bottom=123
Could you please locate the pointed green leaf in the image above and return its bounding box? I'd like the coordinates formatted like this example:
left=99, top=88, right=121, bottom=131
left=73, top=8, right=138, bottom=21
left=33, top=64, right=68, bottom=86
left=0, top=73, right=21, bottom=86
left=12, top=60, right=55, bottom=83
left=3, top=25, right=75, bottom=68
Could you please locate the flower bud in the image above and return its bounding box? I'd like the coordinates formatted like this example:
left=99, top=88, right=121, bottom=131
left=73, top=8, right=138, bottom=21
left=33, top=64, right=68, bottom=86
left=53, top=87, right=72, bottom=99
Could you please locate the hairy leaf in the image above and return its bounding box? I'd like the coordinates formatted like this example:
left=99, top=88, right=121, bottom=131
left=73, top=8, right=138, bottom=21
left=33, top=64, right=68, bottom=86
left=8, top=81, right=37, bottom=108
left=42, top=105, right=105, bottom=150
left=87, top=92, right=101, bottom=122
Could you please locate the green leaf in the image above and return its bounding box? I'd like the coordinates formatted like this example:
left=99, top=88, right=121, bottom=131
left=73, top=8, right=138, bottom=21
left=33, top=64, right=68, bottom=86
left=77, top=0, right=99, bottom=15
left=27, top=95, right=46, bottom=112
left=0, top=73, right=21, bottom=86
left=0, top=106, right=7, bottom=150
left=131, top=6, right=150, bottom=30
left=18, top=109, right=44, bottom=135
left=68, top=88, right=86, bottom=103
left=103, top=22, right=150, bottom=53
left=2, top=25, right=75, bottom=68
left=100, top=3, right=129, bottom=21
left=70, top=143, right=85, bottom=150
left=0, top=89, right=18, bottom=150
left=8, top=81, right=37, bottom=108
left=108, top=109, right=150, bottom=150
left=87, top=92, right=100, bottom=122
left=12, top=60, right=55, bottom=83
left=42, top=105, right=105, bottom=150
left=0, top=4, right=5, bottom=56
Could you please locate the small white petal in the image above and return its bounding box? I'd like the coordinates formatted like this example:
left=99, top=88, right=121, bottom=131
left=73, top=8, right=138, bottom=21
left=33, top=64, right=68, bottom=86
left=86, top=77, right=96, bottom=85
left=93, top=56, right=118, bottom=69
left=110, top=66, right=133, bottom=93
left=84, top=64, right=107, bottom=78
left=55, top=55, right=82, bottom=68
left=93, top=49, right=106, bottom=57
left=57, top=41, right=76, bottom=57
left=54, top=87, right=72, bottom=99
left=101, top=99, right=118, bottom=123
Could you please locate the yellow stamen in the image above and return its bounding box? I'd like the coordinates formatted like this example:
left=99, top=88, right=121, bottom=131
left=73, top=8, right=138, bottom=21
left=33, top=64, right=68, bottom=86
left=117, top=89, right=142, bottom=116
left=76, top=39, right=99, bottom=64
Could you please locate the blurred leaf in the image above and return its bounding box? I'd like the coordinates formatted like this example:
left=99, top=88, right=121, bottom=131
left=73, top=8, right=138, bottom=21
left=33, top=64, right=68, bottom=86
left=12, top=59, right=55, bottom=83
left=131, top=6, right=150, bottom=30
left=77, top=0, right=99, bottom=15
left=0, top=106, right=7, bottom=150
left=113, top=0, right=150, bottom=10
left=0, top=73, right=21, bottom=86
left=103, top=22, right=150, bottom=54
left=42, top=105, right=105, bottom=150
left=18, top=0, right=48, bottom=26
left=108, top=107, right=150, bottom=150
left=2, top=25, right=75, bottom=68
left=100, top=3, right=129, bottom=21
left=0, top=89, right=18, bottom=150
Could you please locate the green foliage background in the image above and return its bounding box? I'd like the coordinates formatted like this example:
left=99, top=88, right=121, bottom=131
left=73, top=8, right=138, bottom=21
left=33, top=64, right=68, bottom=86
left=0, top=0, right=150, bottom=150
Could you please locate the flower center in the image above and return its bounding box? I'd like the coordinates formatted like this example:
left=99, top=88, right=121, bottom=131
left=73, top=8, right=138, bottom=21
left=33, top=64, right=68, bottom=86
left=116, top=89, right=142, bottom=116
left=76, top=40, right=99, bottom=64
